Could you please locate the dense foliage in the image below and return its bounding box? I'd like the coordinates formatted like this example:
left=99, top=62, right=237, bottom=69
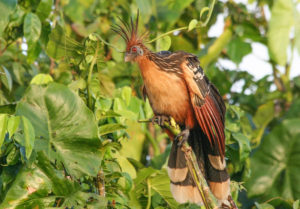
left=0, top=0, right=299, bottom=208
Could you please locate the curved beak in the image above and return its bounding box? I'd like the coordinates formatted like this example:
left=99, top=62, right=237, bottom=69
left=124, top=52, right=136, bottom=62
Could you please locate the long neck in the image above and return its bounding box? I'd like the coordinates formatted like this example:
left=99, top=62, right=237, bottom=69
left=136, top=55, right=157, bottom=75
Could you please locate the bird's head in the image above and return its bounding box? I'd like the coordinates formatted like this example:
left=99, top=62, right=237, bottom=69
left=112, top=11, right=147, bottom=62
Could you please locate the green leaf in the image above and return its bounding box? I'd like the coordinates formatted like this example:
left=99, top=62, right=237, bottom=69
left=64, top=0, right=94, bottom=23
left=7, top=115, right=20, bottom=137
left=252, top=101, right=274, bottom=144
left=188, top=19, right=198, bottom=31
left=23, top=13, right=42, bottom=43
left=121, top=86, right=132, bottom=106
left=1, top=66, right=13, bottom=91
left=156, top=35, right=171, bottom=51
left=134, top=167, right=157, bottom=186
left=0, top=0, right=17, bottom=37
left=0, top=114, right=8, bottom=148
left=21, top=116, right=35, bottom=159
left=27, top=41, right=42, bottom=64
left=150, top=170, right=179, bottom=209
left=226, top=38, right=252, bottom=64
left=6, top=145, right=19, bottom=165
left=232, top=133, right=250, bottom=162
left=16, top=83, right=101, bottom=178
left=113, top=151, right=136, bottom=179
left=246, top=119, right=300, bottom=201
left=99, top=123, right=126, bottom=136
left=156, top=0, right=194, bottom=27
left=0, top=166, right=53, bottom=209
left=36, top=0, right=53, bottom=21
left=35, top=152, right=81, bottom=196
left=30, top=73, right=53, bottom=85
left=267, top=0, right=294, bottom=65
left=0, top=152, right=96, bottom=209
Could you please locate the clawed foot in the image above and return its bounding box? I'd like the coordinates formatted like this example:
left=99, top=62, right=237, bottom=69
left=151, top=115, right=170, bottom=127
left=175, top=129, right=190, bottom=146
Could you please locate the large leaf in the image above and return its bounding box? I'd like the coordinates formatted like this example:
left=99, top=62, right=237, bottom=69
left=246, top=119, right=300, bottom=200
left=16, top=83, right=101, bottom=178
left=23, top=13, right=42, bottom=43
left=268, top=0, right=294, bottom=65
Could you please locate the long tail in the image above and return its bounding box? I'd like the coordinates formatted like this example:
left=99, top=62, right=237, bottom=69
left=167, top=127, right=230, bottom=206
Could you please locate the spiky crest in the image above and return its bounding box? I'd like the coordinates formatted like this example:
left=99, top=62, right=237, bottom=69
left=112, top=11, right=147, bottom=51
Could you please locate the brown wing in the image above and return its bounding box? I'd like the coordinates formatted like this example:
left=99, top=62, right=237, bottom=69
left=183, top=55, right=226, bottom=158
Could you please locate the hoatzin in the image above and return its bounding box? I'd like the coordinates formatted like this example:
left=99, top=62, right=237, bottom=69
left=113, top=14, right=230, bottom=206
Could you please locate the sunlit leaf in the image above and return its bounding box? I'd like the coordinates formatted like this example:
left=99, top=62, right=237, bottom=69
left=156, top=35, right=171, bottom=51
left=7, top=115, right=20, bottom=137
left=268, top=0, right=294, bottom=65
left=252, top=101, right=274, bottom=144
left=188, top=19, right=198, bottom=31
left=30, top=74, right=53, bottom=85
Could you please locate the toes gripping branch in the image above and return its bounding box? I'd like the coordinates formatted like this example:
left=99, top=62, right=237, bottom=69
left=139, top=117, right=238, bottom=209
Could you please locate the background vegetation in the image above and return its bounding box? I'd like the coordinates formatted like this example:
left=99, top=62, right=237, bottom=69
left=0, top=0, right=300, bottom=208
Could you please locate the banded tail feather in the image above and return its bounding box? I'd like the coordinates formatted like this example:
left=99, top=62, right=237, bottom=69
left=167, top=128, right=230, bottom=206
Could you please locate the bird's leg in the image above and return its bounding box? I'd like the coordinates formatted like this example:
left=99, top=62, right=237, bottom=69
left=151, top=115, right=170, bottom=127
left=175, top=128, right=190, bottom=147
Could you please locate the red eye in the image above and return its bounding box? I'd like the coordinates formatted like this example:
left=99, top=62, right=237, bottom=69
left=131, top=47, right=137, bottom=52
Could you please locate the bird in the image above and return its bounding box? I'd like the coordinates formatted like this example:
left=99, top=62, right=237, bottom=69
left=113, top=13, right=230, bottom=206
